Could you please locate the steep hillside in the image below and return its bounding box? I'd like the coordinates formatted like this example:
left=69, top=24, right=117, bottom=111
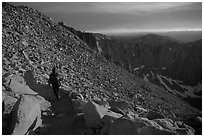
left=60, top=25, right=202, bottom=107
left=62, top=26, right=201, bottom=87
left=2, top=2, right=201, bottom=135
left=98, top=34, right=201, bottom=86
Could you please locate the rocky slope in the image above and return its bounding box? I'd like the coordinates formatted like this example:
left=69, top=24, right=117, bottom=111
left=64, top=28, right=202, bottom=87
left=2, top=2, right=202, bottom=135
left=62, top=25, right=202, bottom=108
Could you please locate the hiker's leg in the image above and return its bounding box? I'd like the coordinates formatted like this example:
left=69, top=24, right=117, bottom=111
left=56, top=86, right=60, bottom=99
left=52, top=85, right=59, bottom=100
left=55, top=86, right=60, bottom=100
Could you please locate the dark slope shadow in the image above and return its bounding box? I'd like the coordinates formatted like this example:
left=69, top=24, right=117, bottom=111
left=24, top=70, right=69, bottom=101
left=23, top=70, right=74, bottom=115
left=24, top=70, right=75, bottom=135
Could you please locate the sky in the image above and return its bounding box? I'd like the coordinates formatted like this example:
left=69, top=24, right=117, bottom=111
left=11, top=2, right=202, bottom=35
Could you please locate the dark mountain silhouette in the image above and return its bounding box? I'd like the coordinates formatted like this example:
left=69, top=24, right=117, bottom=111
left=2, top=2, right=201, bottom=135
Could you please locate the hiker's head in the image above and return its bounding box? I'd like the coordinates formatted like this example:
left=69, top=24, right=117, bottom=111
left=52, top=67, right=56, bottom=73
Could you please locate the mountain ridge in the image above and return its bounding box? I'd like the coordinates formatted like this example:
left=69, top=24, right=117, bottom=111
left=61, top=25, right=201, bottom=86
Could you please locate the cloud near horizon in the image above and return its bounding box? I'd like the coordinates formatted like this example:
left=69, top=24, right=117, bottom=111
left=11, top=2, right=202, bottom=34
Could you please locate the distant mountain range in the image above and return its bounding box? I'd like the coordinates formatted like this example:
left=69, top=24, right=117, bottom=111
left=107, top=30, right=202, bottom=43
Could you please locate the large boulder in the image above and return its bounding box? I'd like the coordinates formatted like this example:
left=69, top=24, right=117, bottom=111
left=71, top=99, right=86, bottom=114
left=3, top=74, right=25, bottom=85
left=109, top=116, right=138, bottom=135
left=9, top=95, right=42, bottom=135
left=6, top=78, right=37, bottom=95
left=108, top=100, right=129, bottom=112
left=82, top=101, right=122, bottom=129
left=35, top=95, right=51, bottom=112
left=3, top=91, right=18, bottom=115
left=100, top=112, right=124, bottom=135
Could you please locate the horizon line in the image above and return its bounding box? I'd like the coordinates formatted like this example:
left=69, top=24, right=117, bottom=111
left=88, top=28, right=202, bottom=35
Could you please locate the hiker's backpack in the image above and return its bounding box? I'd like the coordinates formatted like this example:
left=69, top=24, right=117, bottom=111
left=49, top=73, right=61, bottom=86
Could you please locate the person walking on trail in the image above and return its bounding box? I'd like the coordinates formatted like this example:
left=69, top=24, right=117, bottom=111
left=48, top=67, right=61, bottom=100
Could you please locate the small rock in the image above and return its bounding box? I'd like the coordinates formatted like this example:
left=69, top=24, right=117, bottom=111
left=145, top=110, right=164, bottom=120
left=42, top=111, right=55, bottom=117
left=93, top=97, right=109, bottom=107
left=70, top=91, right=84, bottom=100
left=22, top=40, right=29, bottom=47
left=153, top=119, right=177, bottom=131
left=134, top=106, right=148, bottom=113
left=43, top=73, right=49, bottom=79
left=126, top=111, right=139, bottom=119
left=110, top=106, right=125, bottom=115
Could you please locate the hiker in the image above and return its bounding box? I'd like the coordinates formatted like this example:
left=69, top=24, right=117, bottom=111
left=48, top=67, right=61, bottom=100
